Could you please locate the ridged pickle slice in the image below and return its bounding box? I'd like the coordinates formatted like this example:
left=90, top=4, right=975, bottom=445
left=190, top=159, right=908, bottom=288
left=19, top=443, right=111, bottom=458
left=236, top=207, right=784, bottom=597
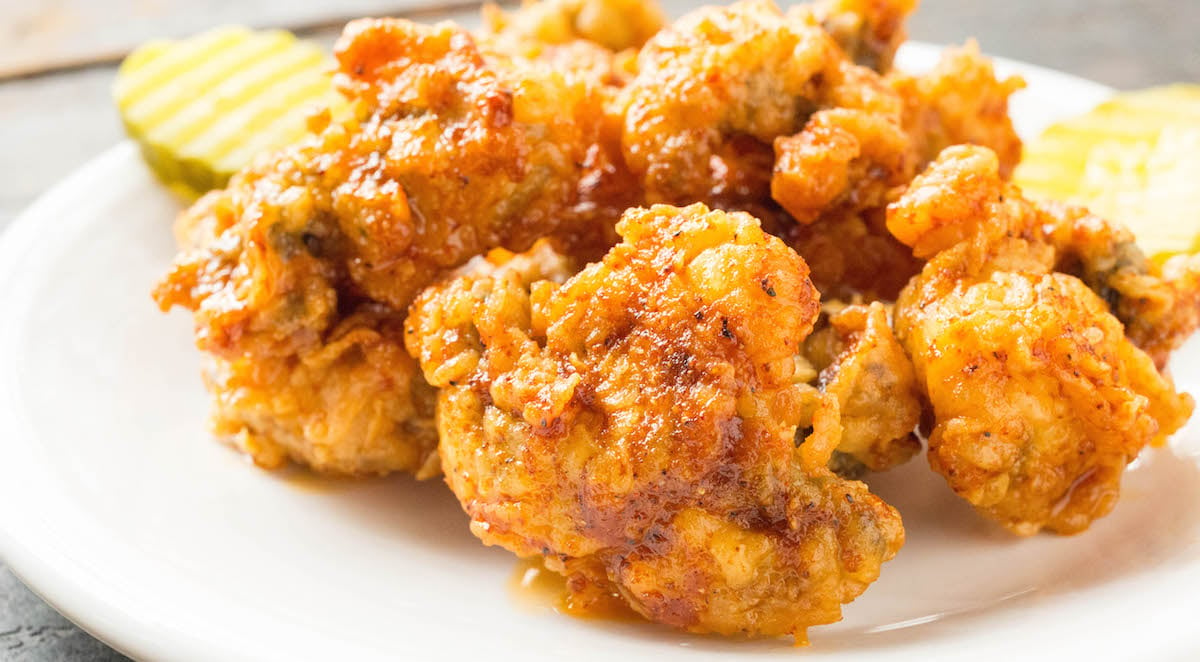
left=114, top=26, right=342, bottom=198
left=1016, top=85, right=1200, bottom=262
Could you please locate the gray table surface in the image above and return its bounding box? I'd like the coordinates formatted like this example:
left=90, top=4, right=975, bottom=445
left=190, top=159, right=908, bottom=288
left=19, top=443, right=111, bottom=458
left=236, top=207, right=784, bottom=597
left=1, top=0, right=1197, bottom=659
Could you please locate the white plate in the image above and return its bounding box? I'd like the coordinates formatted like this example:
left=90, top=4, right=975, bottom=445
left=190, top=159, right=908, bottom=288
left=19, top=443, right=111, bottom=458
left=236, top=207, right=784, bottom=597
left=2, top=43, right=1197, bottom=662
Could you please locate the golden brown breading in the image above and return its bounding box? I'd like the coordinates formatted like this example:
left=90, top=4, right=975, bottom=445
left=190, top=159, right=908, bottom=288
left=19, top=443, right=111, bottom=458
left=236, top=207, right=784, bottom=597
left=803, top=302, right=922, bottom=473
left=766, top=39, right=1026, bottom=301
left=610, top=0, right=926, bottom=301
left=805, top=0, right=917, bottom=72
left=331, top=17, right=634, bottom=300
left=620, top=0, right=899, bottom=207
left=604, top=0, right=1028, bottom=306
left=888, top=41, right=1025, bottom=177
left=887, top=145, right=1200, bottom=365
left=482, top=0, right=665, bottom=52
left=781, top=208, right=924, bottom=300
left=1044, top=203, right=1200, bottom=369
left=204, top=306, right=439, bottom=475
left=892, top=146, right=1194, bottom=535
left=899, top=268, right=1191, bottom=535
left=884, top=142, right=1011, bottom=258
left=154, top=16, right=635, bottom=474
left=479, top=0, right=661, bottom=87
left=771, top=108, right=913, bottom=225
left=154, top=186, right=337, bottom=361
left=768, top=104, right=918, bottom=300
left=407, top=203, right=904, bottom=639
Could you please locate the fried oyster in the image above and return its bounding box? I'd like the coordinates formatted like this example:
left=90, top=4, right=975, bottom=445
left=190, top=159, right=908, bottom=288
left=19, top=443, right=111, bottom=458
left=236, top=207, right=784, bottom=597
left=888, top=40, right=1025, bottom=177
left=808, top=0, right=916, bottom=73
left=481, top=0, right=666, bottom=53
left=154, top=12, right=637, bottom=474
left=407, top=203, right=904, bottom=639
left=891, top=146, right=1195, bottom=535
left=772, top=38, right=1024, bottom=300
left=620, top=0, right=908, bottom=209
left=803, top=301, right=923, bottom=473
left=611, top=0, right=1018, bottom=303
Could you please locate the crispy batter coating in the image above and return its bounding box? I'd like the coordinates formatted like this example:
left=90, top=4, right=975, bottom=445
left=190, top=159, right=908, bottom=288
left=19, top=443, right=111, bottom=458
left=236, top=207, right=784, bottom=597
left=155, top=184, right=442, bottom=474
left=769, top=105, right=920, bottom=298
left=782, top=209, right=923, bottom=300
left=612, top=0, right=924, bottom=300
left=407, top=203, right=903, bottom=639
left=804, top=302, right=922, bottom=473
left=892, top=146, right=1194, bottom=535
left=479, top=0, right=663, bottom=86
left=203, top=306, right=439, bottom=475
left=620, top=0, right=900, bottom=207
left=884, top=143, right=1011, bottom=258
left=1044, top=203, right=1200, bottom=369
left=768, top=41, right=1025, bottom=300
left=887, top=144, right=1200, bottom=365
left=482, top=0, right=665, bottom=52
left=154, top=16, right=635, bottom=473
left=888, top=41, right=1024, bottom=177
left=806, top=0, right=917, bottom=72
left=766, top=106, right=916, bottom=302
left=771, top=108, right=912, bottom=225
left=331, top=17, right=634, bottom=296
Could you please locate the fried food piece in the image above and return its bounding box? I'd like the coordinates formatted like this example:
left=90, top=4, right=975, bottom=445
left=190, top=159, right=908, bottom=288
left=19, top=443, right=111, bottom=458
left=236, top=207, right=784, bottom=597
left=782, top=209, right=923, bottom=300
left=888, top=41, right=1025, bottom=177
left=771, top=108, right=913, bottom=225
left=196, top=241, right=574, bottom=475
left=899, top=269, right=1191, bottom=535
left=769, top=107, right=917, bottom=300
left=408, top=203, right=904, bottom=639
left=155, top=17, right=634, bottom=473
left=159, top=17, right=629, bottom=353
left=480, top=0, right=664, bottom=85
left=804, top=302, right=922, bottom=473
left=806, top=0, right=917, bottom=72
left=482, top=0, right=665, bottom=52
left=613, top=0, right=947, bottom=301
left=155, top=185, right=441, bottom=475
left=892, top=146, right=1194, bottom=535
left=888, top=145, right=1200, bottom=366
left=1045, top=203, right=1200, bottom=369
left=884, top=143, right=1010, bottom=258
left=769, top=106, right=922, bottom=300
left=204, top=305, right=439, bottom=474
left=614, top=0, right=920, bottom=299
left=154, top=187, right=336, bottom=361
left=768, top=109, right=918, bottom=299
left=620, top=0, right=901, bottom=206
left=768, top=41, right=1025, bottom=300
left=331, top=17, right=634, bottom=302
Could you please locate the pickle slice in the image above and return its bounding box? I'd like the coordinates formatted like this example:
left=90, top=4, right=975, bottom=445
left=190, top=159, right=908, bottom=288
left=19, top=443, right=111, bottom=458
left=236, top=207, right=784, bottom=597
left=1016, top=85, right=1200, bottom=261
left=114, top=26, right=341, bottom=198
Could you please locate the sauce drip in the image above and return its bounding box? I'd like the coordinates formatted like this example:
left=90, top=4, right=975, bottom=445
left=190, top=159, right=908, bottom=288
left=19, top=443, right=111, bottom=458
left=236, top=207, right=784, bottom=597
left=507, top=558, right=640, bottom=622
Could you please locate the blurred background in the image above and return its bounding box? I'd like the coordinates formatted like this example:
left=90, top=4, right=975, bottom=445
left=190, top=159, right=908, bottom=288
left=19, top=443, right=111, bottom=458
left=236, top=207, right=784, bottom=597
left=1, top=0, right=1197, bottom=659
